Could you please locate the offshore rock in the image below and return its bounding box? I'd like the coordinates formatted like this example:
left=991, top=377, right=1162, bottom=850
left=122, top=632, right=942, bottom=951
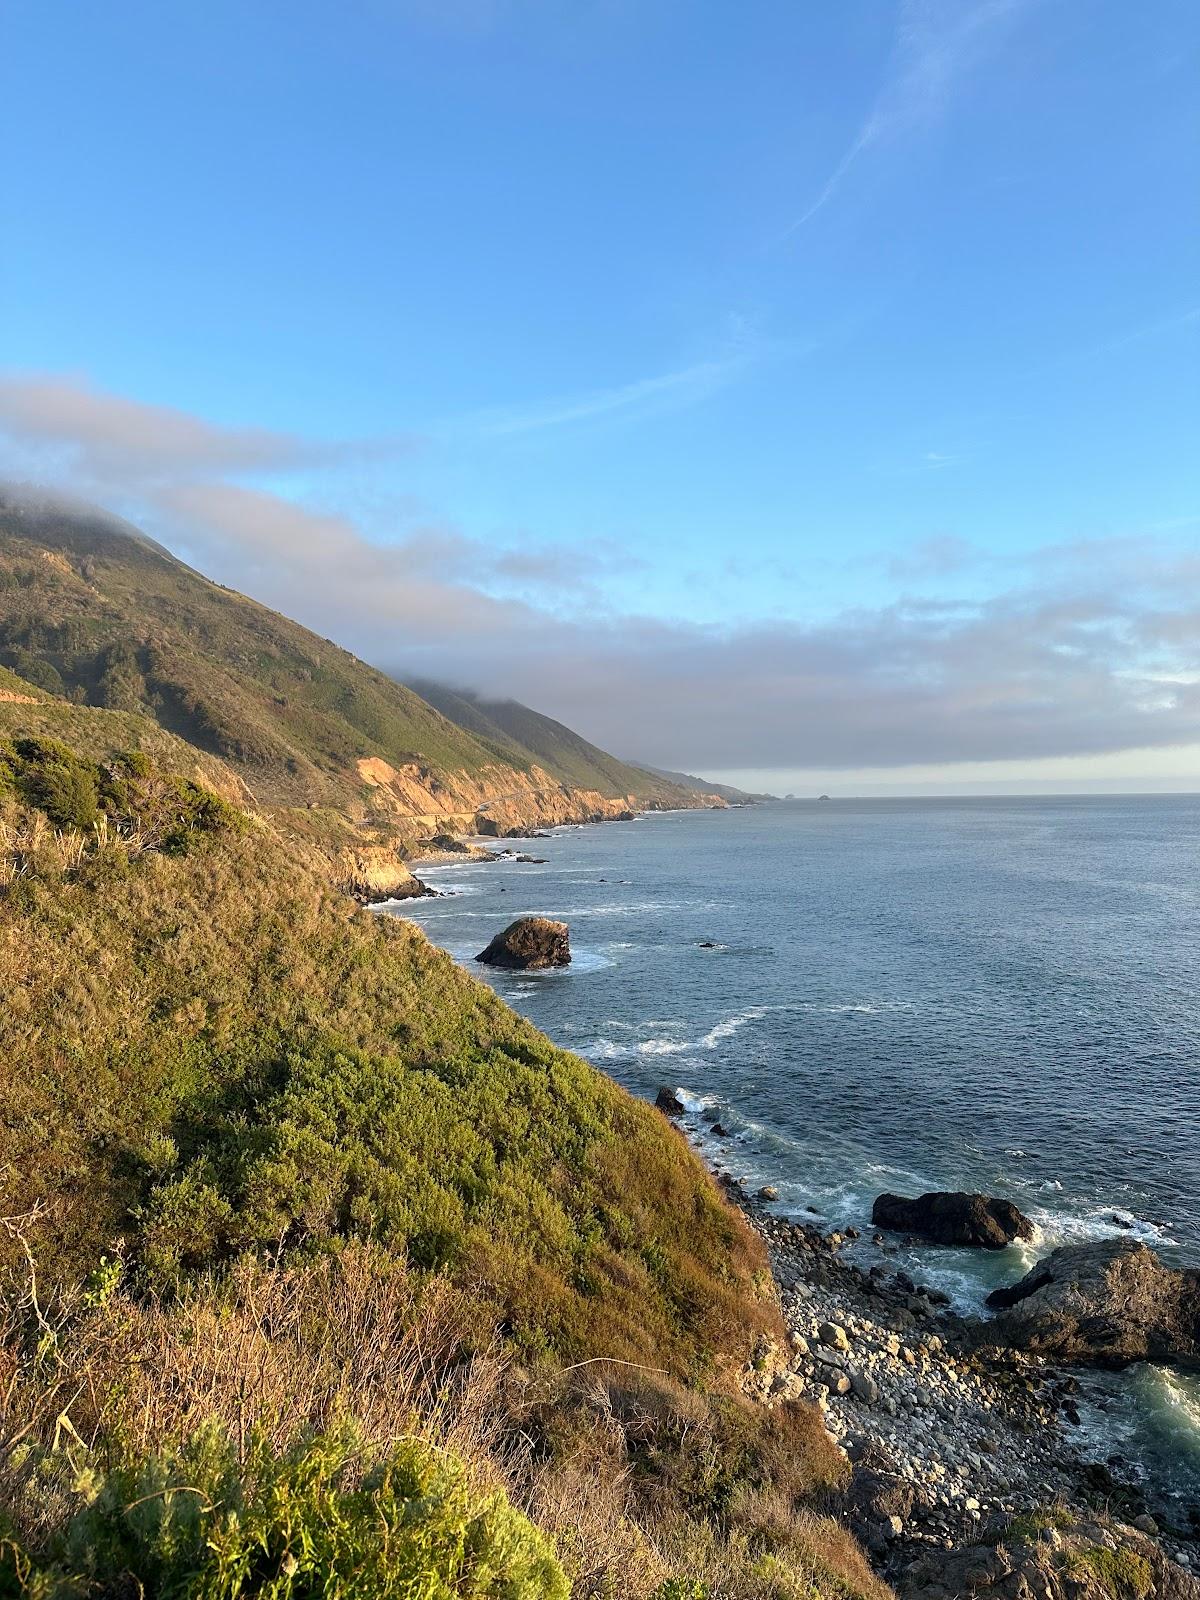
left=986, top=1240, right=1200, bottom=1368
left=872, top=1190, right=1035, bottom=1249
left=476, top=916, right=571, bottom=970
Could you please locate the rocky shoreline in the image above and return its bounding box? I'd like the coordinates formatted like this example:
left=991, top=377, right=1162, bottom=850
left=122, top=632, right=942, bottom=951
left=720, top=1180, right=1200, bottom=1597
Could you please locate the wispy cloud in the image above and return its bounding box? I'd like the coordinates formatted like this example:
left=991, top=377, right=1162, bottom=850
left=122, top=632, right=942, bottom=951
left=886, top=534, right=979, bottom=579
left=784, top=0, right=1034, bottom=236
left=473, top=353, right=748, bottom=438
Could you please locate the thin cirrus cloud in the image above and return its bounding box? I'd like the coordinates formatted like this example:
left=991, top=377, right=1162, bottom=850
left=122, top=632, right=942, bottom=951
left=784, top=0, right=1035, bottom=236
left=1, top=372, right=1197, bottom=778
left=471, top=352, right=751, bottom=438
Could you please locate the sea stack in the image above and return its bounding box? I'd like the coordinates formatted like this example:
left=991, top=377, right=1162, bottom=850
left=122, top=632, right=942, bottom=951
left=476, top=916, right=571, bottom=970
left=871, top=1190, right=1035, bottom=1249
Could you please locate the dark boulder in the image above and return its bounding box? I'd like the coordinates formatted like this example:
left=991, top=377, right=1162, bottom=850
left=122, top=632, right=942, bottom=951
left=985, top=1239, right=1200, bottom=1368
left=475, top=917, right=571, bottom=970
left=654, top=1086, right=685, bottom=1117
left=871, top=1190, right=1034, bottom=1249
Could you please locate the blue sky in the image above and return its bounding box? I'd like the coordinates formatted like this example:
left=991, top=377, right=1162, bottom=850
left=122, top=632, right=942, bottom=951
left=2, top=1, right=1198, bottom=790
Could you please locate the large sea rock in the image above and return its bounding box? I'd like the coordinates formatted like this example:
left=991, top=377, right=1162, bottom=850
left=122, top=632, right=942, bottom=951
left=985, top=1239, right=1200, bottom=1368
left=872, top=1190, right=1035, bottom=1249
left=476, top=917, right=571, bottom=970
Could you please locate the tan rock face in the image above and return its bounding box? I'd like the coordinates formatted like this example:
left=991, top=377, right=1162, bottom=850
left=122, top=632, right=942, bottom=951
left=355, top=754, right=665, bottom=837
left=335, top=846, right=434, bottom=903
left=986, top=1240, right=1200, bottom=1367
left=352, top=754, right=719, bottom=842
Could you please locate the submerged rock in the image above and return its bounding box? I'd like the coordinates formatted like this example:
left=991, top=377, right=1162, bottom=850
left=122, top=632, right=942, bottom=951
left=872, top=1190, right=1035, bottom=1249
left=986, top=1239, right=1200, bottom=1368
left=475, top=916, right=571, bottom=970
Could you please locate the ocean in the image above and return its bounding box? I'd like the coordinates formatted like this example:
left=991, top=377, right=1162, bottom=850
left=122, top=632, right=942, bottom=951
left=379, top=795, right=1200, bottom=1506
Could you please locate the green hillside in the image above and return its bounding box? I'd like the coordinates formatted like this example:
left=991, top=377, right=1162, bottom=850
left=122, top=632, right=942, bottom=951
left=407, top=678, right=702, bottom=803
left=0, top=497, right=714, bottom=863
left=0, top=705, right=879, bottom=1598
left=0, top=495, right=528, bottom=814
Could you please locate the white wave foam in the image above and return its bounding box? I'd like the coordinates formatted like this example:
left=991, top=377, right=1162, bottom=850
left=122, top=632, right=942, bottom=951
left=1026, top=1203, right=1169, bottom=1253
left=1155, top=1365, right=1200, bottom=1428
left=584, top=1038, right=631, bottom=1061
left=700, top=1007, right=769, bottom=1047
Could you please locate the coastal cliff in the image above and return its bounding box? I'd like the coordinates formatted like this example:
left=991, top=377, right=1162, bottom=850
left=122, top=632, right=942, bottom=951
left=354, top=751, right=724, bottom=839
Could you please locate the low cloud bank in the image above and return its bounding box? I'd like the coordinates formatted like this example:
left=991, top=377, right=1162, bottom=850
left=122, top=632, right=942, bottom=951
left=1, top=372, right=1197, bottom=776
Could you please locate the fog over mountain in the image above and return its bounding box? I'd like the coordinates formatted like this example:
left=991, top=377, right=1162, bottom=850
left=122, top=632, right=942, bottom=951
left=1, top=375, right=1198, bottom=793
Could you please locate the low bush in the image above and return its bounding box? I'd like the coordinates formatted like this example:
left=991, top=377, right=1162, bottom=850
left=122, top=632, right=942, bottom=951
left=2, top=1421, right=568, bottom=1598
left=0, top=738, right=241, bottom=865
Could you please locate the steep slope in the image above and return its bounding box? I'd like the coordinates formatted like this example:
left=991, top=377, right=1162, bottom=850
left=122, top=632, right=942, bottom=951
left=0, top=716, right=769, bottom=1366
left=407, top=679, right=710, bottom=807
left=0, top=496, right=717, bottom=868
left=0, top=704, right=887, bottom=1596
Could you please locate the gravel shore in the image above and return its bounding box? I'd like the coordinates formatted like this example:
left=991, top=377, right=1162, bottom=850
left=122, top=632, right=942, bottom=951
left=720, top=1183, right=1200, bottom=1585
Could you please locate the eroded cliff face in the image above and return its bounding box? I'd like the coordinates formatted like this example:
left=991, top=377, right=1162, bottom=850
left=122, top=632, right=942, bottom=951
left=334, top=845, right=436, bottom=903
left=354, top=756, right=725, bottom=841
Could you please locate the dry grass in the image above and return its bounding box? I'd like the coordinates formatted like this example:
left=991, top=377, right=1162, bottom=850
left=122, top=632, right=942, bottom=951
left=0, top=1246, right=889, bottom=1599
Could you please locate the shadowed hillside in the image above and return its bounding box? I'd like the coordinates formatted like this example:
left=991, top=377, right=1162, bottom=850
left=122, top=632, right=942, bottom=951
left=408, top=678, right=708, bottom=806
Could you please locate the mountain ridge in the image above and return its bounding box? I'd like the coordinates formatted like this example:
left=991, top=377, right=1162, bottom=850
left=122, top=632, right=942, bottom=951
left=405, top=677, right=709, bottom=807
left=0, top=493, right=723, bottom=891
left=631, top=760, right=780, bottom=805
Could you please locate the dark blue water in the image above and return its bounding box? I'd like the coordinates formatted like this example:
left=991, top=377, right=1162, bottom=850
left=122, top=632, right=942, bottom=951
left=381, top=797, right=1200, bottom=1487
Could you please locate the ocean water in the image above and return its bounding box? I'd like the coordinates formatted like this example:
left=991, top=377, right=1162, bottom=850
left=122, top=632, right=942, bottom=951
left=380, top=796, right=1200, bottom=1506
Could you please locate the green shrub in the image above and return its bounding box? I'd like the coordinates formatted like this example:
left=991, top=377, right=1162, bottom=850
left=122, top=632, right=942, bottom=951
left=0, top=737, right=240, bottom=858
left=10, top=1422, right=568, bottom=1599
left=6, top=652, right=64, bottom=695
left=1070, top=1546, right=1154, bottom=1600
left=10, top=737, right=99, bottom=829
left=115, top=748, right=152, bottom=779
left=1006, top=1506, right=1075, bottom=1543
